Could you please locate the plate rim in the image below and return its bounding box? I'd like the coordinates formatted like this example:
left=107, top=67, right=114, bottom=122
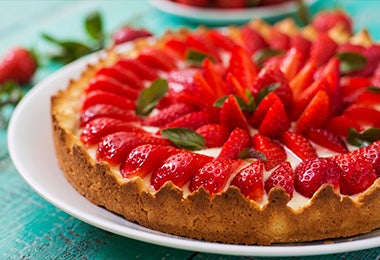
left=148, top=0, right=316, bottom=24
left=7, top=47, right=380, bottom=257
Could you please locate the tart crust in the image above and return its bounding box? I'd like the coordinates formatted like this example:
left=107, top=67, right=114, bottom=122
left=51, top=28, right=380, bottom=245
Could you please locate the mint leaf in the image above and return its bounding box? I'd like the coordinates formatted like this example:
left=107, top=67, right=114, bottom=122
left=336, top=52, right=367, bottom=74
left=136, top=79, right=168, bottom=116
left=254, top=48, right=284, bottom=65
left=367, top=86, right=380, bottom=93
left=85, top=11, right=103, bottom=41
left=186, top=49, right=214, bottom=67
left=239, top=148, right=267, bottom=161
left=161, top=128, right=205, bottom=151
left=347, top=127, right=380, bottom=148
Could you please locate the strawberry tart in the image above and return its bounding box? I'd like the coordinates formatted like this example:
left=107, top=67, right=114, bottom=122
left=51, top=10, right=380, bottom=245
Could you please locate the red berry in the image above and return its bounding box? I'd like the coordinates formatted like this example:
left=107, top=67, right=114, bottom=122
left=80, top=117, right=145, bottom=145
left=311, top=10, right=353, bottom=34
left=252, top=133, right=286, bottom=171
left=310, top=33, right=338, bottom=66
left=306, top=128, right=348, bottom=154
left=258, top=99, right=290, bottom=138
left=231, top=161, right=265, bottom=202
left=352, top=141, right=380, bottom=177
left=81, top=90, right=136, bottom=111
left=265, top=161, right=294, bottom=198
left=143, top=103, right=196, bottom=127
left=280, top=131, right=317, bottom=161
left=295, top=157, right=341, bottom=198
left=219, top=95, right=249, bottom=131
left=196, top=124, right=230, bottom=148
left=164, top=111, right=213, bottom=130
left=332, top=153, right=377, bottom=195
left=0, top=47, right=37, bottom=84
left=120, top=144, right=179, bottom=178
left=218, top=128, right=251, bottom=160
left=151, top=151, right=212, bottom=190
left=189, top=159, right=241, bottom=194
left=112, top=26, right=152, bottom=45
left=86, top=75, right=139, bottom=99
left=96, top=131, right=170, bottom=165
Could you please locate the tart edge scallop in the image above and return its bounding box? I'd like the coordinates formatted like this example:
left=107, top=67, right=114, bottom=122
left=50, top=31, right=380, bottom=246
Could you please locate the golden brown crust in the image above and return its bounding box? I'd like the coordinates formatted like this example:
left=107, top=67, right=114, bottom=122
left=50, top=27, right=380, bottom=245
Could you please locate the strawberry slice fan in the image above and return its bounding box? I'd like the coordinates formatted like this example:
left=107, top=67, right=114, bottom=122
left=51, top=9, right=380, bottom=245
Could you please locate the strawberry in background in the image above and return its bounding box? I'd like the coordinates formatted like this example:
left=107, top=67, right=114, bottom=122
left=0, top=47, right=37, bottom=85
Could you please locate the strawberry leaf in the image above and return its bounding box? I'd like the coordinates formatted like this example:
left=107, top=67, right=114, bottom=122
left=239, top=148, right=267, bottom=161
left=161, top=128, right=205, bottom=150
left=336, top=52, right=367, bottom=74
left=347, top=127, right=380, bottom=147
left=296, top=0, right=310, bottom=26
left=257, top=82, right=281, bottom=103
left=136, top=78, right=168, bottom=116
left=186, top=49, right=214, bottom=67
left=254, top=48, right=284, bottom=65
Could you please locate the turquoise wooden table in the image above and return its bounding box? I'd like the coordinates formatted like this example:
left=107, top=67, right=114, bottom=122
left=1, top=0, right=380, bottom=259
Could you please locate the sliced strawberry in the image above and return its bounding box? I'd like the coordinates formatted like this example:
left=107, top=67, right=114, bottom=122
left=311, top=10, right=353, bottom=34
left=80, top=104, right=140, bottom=127
left=95, top=66, right=144, bottom=90
left=219, top=95, right=249, bottom=131
left=80, top=117, right=145, bottom=145
left=150, top=151, right=212, bottom=190
left=332, top=153, right=377, bottom=195
left=258, top=99, right=290, bottom=138
left=120, top=144, right=179, bottom=178
left=116, top=58, right=158, bottom=81
left=224, top=73, right=248, bottom=102
left=290, top=34, right=311, bottom=62
left=207, top=29, right=238, bottom=52
left=266, top=27, right=290, bottom=51
left=265, top=161, right=294, bottom=198
left=252, top=133, right=286, bottom=171
left=96, top=131, right=170, bottom=165
left=280, top=47, right=304, bottom=82
left=189, top=159, right=241, bottom=194
left=163, top=38, right=188, bottom=58
left=202, top=58, right=228, bottom=97
left=294, top=157, right=341, bottom=198
left=280, top=131, right=317, bottom=161
left=249, top=92, right=280, bottom=128
left=295, top=90, right=330, bottom=135
left=81, top=90, right=135, bottom=111
left=227, top=47, right=259, bottom=91
left=306, top=128, right=348, bottom=153
left=239, top=25, right=268, bottom=55
left=325, top=115, right=363, bottom=137
left=344, top=105, right=380, bottom=128
left=143, top=103, right=196, bottom=127
left=291, top=78, right=328, bottom=121
left=137, top=47, right=177, bottom=72
left=352, top=141, right=380, bottom=177
left=341, top=76, right=371, bottom=105
left=355, top=90, right=380, bottom=107
left=112, top=26, right=152, bottom=45
left=196, top=124, right=229, bottom=148
left=86, top=75, right=139, bottom=99
left=310, top=33, right=338, bottom=66
left=250, top=64, right=293, bottom=109
left=289, top=60, right=317, bottom=98
left=164, top=111, right=213, bottom=130
left=218, top=128, right=251, bottom=160
left=185, top=32, right=221, bottom=62
left=231, top=160, right=265, bottom=202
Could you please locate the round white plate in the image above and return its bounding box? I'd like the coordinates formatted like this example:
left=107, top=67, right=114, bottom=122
left=7, top=48, right=380, bottom=257
left=149, top=0, right=316, bottom=25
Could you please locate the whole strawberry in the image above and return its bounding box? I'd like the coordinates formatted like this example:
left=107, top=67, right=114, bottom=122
left=0, top=47, right=37, bottom=85
left=112, top=26, right=152, bottom=45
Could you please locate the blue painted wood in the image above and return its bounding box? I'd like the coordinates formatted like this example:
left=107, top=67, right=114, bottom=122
left=1, top=0, right=380, bottom=259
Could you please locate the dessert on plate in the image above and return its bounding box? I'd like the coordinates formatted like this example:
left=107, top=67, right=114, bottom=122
left=51, top=9, right=380, bottom=245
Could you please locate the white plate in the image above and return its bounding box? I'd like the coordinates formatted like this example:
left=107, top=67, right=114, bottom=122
left=149, top=0, right=316, bottom=25
left=7, top=48, right=380, bottom=257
